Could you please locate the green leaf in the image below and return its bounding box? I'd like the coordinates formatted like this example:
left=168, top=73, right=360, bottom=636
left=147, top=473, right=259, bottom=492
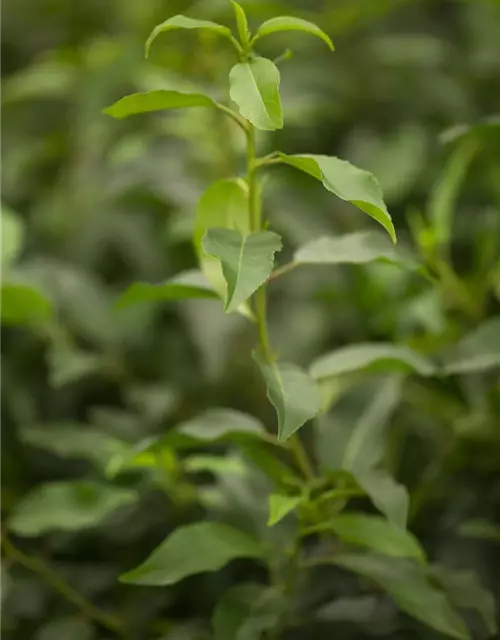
left=295, top=231, right=412, bottom=267
left=103, top=90, right=215, bottom=119
left=1, top=282, right=53, bottom=325
left=310, top=343, right=436, bottom=380
left=1, top=205, right=24, bottom=269
left=212, top=583, right=283, bottom=640
left=115, top=270, right=218, bottom=310
left=440, top=317, right=500, bottom=374
left=333, top=553, right=470, bottom=639
left=430, top=565, right=497, bottom=635
left=277, top=154, right=396, bottom=242
left=327, top=514, right=425, bottom=562
left=253, top=350, right=321, bottom=442
left=253, top=16, right=334, bottom=51
left=231, top=1, right=250, bottom=47
left=36, top=617, right=95, bottom=640
left=120, top=522, right=264, bottom=586
left=48, top=347, right=103, bottom=388
left=229, top=58, right=283, bottom=131
left=194, top=179, right=250, bottom=299
left=20, top=423, right=128, bottom=471
left=356, top=469, right=409, bottom=531
left=9, top=481, right=137, bottom=537
left=458, top=518, right=500, bottom=542
left=145, top=15, right=235, bottom=57
left=267, top=493, right=301, bottom=526
left=203, top=229, right=282, bottom=312
left=176, top=408, right=266, bottom=443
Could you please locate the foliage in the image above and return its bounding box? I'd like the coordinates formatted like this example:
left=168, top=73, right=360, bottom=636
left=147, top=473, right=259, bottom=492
left=2, top=0, right=500, bottom=639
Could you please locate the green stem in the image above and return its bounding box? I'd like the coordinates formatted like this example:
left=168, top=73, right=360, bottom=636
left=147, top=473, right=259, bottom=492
left=2, top=536, right=125, bottom=635
left=289, top=434, right=315, bottom=481
left=269, top=261, right=297, bottom=281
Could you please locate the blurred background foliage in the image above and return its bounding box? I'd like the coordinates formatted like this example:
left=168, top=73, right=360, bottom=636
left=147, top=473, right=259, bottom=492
left=2, top=0, right=500, bottom=638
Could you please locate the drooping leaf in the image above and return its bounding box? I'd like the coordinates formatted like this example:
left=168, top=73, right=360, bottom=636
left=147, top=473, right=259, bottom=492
left=229, top=58, right=283, bottom=131
left=295, top=231, right=412, bottom=267
left=327, top=514, right=425, bottom=562
left=194, top=179, right=249, bottom=299
left=120, top=522, right=264, bottom=586
left=1, top=282, right=53, bottom=325
left=231, top=1, right=250, bottom=47
left=277, top=154, right=396, bottom=242
left=458, top=519, right=500, bottom=542
left=1, top=205, right=24, bottom=269
left=333, top=553, right=470, bottom=639
left=103, top=90, right=215, bottom=119
left=267, top=493, right=301, bottom=526
left=145, top=15, right=235, bottom=58
left=253, top=350, right=321, bottom=441
left=203, top=229, right=282, bottom=312
left=430, top=565, right=497, bottom=635
left=253, top=16, right=334, bottom=50
left=212, top=583, right=283, bottom=640
left=356, top=468, right=409, bottom=531
left=310, top=343, right=436, bottom=381
left=114, top=270, right=218, bottom=310
left=440, top=317, right=500, bottom=374
left=9, top=481, right=137, bottom=537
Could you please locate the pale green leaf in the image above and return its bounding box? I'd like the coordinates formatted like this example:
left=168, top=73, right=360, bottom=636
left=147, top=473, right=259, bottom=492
left=103, top=90, right=215, bottom=119
left=253, top=350, right=321, bottom=441
left=194, top=179, right=249, bottom=299
left=231, top=1, right=250, bottom=47
left=310, top=343, right=436, bottom=381
left=430, top=565, right=497, bottom=635
left=212, top=583, right=283, bottom=640
left=333, top=553, right=470, bottom=639
left=120, top=522, right=264, bottom=586
left=253, top=16, right=334, bottom=50
left=458, top=518, right=500, bottom=542
left=328, top=514, right=425, bottom=562
left=1, top=205, right=24, bottom=269
left=229, top=58, right=283, bottom=131
left=1, top=282, right=53, bottom=325
left=295, top=231, right=412, bottom=267
left=9, top=481, right=137, bottom=537
left=277, top=153, right=396, bottom=242
left=440, top=317, right=500, bottom=374
left=203, top=229, right=282, bottom=312
left=267, top=493, right=301, bottom=526
left=145, top=16, right=235, bottom=58
left=115, top=270, right=218, bottom=310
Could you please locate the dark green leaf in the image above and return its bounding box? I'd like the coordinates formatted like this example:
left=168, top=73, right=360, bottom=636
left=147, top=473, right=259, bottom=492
left=333, top=553, right=470, bottom=639
left=229, top=58, right=283, bottom=131
left=1, top=282, right=53, bottom=325
left=103, top=90, right=215, bottom=119
left=145, top=16, right=235, bottom=57
left=203, top=229, right=282, bottom=312
left=277, top=154, right=396, bottom=242
left=120, top=522, right=264, bottom=586
left=9, top=481, right=137, bottom=536
left=267, top=493, right=301, bottom=526
left=253, top=16, right=334, bottom=50
left=36, top=617, right=94, bottom=640
left=254, top=350, right=321, bottom=441
left=114, top=270, right=218, bottom=310
left=440, top=317, right=500, bottom=374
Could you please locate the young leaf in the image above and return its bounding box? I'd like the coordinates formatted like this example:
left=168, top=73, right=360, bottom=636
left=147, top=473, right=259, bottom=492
left=9, top=481, right=137, bottom=537
left=103, top=90, right=215, bottom=119
left=333, top=553, right=470, bottom=639
left=1, top=205, right=24, bottom=269
left=252, top=16, right=334, bottom=51
left=440, top=316, right=500, bottom=374
left=120, top=522, right=264, bottom=586
left=277, top=154, right=396, bottom=242
left=253, top=350, right=321, bottom=441
left=145, top=16, right=236, bottom=57
left=295, top=231, right=412, bottom=267
left=430, top=566, right=497, bottom=635
left=115, top=270, right=218, bottom=310
left=203, top=228, right=282, bottom=312
left=328, top=514, right=425, bottom=563
left=310, top=343, right=436, bottom=381
left=267, top=493, right=301, bottom=526
left=1, top=282, right=53, bottom=325
left=212, top=583, right=283, bottom=640
left=231, top=1, right=250, bottom=48
left=229, top=58, right=283, bottom=131
left=194, top=179, right=249, bottom=298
